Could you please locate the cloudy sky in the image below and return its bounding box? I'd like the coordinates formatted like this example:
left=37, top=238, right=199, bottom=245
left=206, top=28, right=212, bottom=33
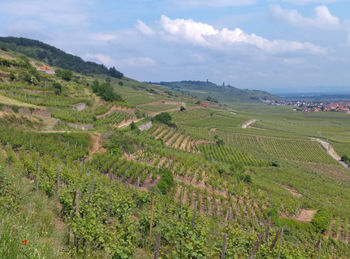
left=1, top=0, right=350, bottom=93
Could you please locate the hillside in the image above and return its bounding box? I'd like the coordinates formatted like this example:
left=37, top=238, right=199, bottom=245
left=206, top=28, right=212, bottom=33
left=152, top=80, right=280, bottom=104
left=0, top=36, right=123, bottom=78
left=1, top=42, right=350, bottom=258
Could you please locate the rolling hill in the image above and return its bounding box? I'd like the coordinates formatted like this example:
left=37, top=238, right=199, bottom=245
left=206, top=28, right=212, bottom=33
left=151, top=80, right=280, bottom=104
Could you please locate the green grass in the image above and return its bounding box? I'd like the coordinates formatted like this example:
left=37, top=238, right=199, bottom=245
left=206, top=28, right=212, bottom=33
left=0, top=162, right=68, bottom=259
left=0, top=93, right=39, bottom=108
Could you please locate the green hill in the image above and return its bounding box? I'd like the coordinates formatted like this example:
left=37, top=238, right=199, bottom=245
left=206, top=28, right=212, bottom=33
left=0, top=36, right=123, bottom=78
left=152, top=80, right=280, bottom=104
left=0, top=39, right=350, bottom=258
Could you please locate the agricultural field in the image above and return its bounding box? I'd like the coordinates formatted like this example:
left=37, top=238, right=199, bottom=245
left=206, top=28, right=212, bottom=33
left=1, top=44, right=350, bottom=258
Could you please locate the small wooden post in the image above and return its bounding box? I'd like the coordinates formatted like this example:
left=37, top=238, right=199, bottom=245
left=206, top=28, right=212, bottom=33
left=221, top=208, right=231, bottom=259
left=154, top=231, right=161, bottom=259
left=178, top=190, right=183, bottom=220
left=85, top=168, right=90, bottom=181
left=67, top=190, right=77, bottom=245
left=55, top=165, right=61, bottom=199
left=90, top=175, right=95, bottom=197
left=249, top=231, right=264, bottom=259
left=265, top=216, right=271, bottom=242
left=270, top=228, right=283, bottom=251
left=107, top=193, right=111, bottom=219
left=317, top=238, right=322, bottom=259
left=192, top=199, right=197, bottom=230
left=75, top=190, right=80, bottom=214
left=277, top=228, right=284, bottom=259
left=35, top=161, right=40, bottom=191
left=149, top=188, right=154, bottom=238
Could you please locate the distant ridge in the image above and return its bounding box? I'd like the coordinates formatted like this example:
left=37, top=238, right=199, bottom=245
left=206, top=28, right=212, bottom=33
left=0, top=36, right=123, bottom=78
left=150, top=80, right=280, bottom=103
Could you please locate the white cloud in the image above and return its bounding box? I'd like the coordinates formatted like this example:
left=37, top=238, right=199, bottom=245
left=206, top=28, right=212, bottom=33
left=282, top=57, right=304, bottom=64
left=122, top=57, right=156, bottom=67
left=270, top=5, right=340, bottom=29
left=175, top=0, right=256, bottom=7
left=281, top=0, right=339, bottom=5
left=84, top=53, right=115, bottom=67
left=136, top=20, right=155, bottom=35
left=0, top=0, right=89, bottom=27
left=158, top=15, right=326, bottom=55
left=89, top=33, right=116, bottom=41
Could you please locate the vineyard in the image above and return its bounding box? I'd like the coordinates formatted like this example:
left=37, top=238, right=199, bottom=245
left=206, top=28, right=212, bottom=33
left=199, top=143, right=269, bottom=167
left=1, top=46, right=350, bottom=258
left=149, top=125, right=199, bottom=152
left=219, top=133, right=338, bottom=164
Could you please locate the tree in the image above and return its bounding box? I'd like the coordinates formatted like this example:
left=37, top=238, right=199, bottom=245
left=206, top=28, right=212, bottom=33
left=109, top=66, right=123, bottom=79
left=157, top=169, right=174, bottom=194
left=9, top=72, right=15, bottom=81
left=56, top=69, right=73, bottom=81
left=216, top=139, right=224, bottom=146
left=53, top=82, right=63, bottom=95
left=154, top=112, right=172, bottom=125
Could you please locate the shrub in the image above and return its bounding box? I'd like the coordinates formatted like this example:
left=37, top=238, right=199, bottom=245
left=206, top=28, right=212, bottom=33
left=153, top=112, right=172, bottom=125
left=11, top=105, right=19, bottom=113
left=91, top=80, right=123, bottom=102
left=52, top=82, right=62, bottom=95
left=341, top=155, right=350, bottom=163
left=311, top=209, right=331, bottom=233
left=56, top=69, right=73, bottom=81
left=157, top=169, right=174, bottom=194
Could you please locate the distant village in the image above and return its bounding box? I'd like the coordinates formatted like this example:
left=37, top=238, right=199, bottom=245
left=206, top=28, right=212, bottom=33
left=275, top=100, right=350, bottom=113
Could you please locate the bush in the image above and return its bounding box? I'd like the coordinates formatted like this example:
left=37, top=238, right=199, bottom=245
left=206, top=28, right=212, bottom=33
left=157, top=169, right=174, bottom=194
left=56, top=69, right=73, bottom=81
left=312, top=209, right=331, bottom=233
left=91, top=80, right=123, bottom=102
left=52, top=82, right=62, bottom=95
left=11, top=105, right=19, bottom=113
left=153, top=112, right=172, bottom=125
left=240, top=174, right=252, bottom=184
left=341, top=155, right=350, bottom=163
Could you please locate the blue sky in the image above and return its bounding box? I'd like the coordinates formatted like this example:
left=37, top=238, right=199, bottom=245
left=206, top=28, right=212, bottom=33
left=1, top=0, right=350, bottom=93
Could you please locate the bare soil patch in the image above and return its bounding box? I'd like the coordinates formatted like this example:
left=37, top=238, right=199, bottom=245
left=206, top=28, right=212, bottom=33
left=294, top=209, right=317, bottom=223
left=89, top=134, right=106, bottom=158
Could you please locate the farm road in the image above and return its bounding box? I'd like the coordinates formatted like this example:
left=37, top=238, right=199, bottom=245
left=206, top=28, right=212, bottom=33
left=314, top=138, right=349, bottom=169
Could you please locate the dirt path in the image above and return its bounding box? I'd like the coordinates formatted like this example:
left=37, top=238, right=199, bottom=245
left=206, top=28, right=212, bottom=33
left=313, top=138, right=349, bottom=168
left=89, top=134, right=106, bottom=158
left=242, top=119, right=257, bottom=129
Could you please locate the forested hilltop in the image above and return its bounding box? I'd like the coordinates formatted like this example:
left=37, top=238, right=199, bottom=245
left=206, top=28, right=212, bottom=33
left=0, top=36, right=123, bottom=78
left=1, top=39, right=350, bottom=258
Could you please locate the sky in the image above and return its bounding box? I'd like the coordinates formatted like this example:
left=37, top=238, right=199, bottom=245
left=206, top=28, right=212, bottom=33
left=0, top=0, right=350, bottom=93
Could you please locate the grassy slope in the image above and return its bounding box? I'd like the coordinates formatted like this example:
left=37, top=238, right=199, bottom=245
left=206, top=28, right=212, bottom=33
left=0, top=160, right=68, bottom=259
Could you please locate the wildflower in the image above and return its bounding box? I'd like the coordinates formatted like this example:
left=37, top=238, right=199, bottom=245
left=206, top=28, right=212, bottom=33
left=22, top=240, right=28, bottom=244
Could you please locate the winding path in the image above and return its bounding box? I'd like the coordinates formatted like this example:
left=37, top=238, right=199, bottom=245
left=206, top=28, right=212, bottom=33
left=314, top=138, right=349, bottom=168
left=242, top=119, right=257, bottom=129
